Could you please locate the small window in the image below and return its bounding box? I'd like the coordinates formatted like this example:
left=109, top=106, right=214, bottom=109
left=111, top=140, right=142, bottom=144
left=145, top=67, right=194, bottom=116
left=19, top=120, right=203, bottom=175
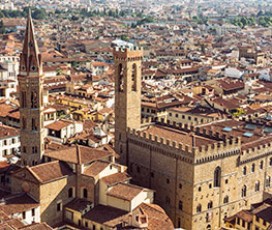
left=68, top=188, right=73, bottom=198
left=83, top=188, right=88, bottom=199
left=214, top=167, right=221, bottom=187
left=223, top=196, right=229, bottom=204
left=166, top=178, right=170, bottom=184
left=251, top=163, right=255, bottom=173
left=241, top=185, right=247, bottom=197
left=179, top=183, right=182, bottom=189
left=32, top=208, right=35, bottom=216
left=196, top=204, right=202, bottom=213
left=179, top=200, right=183, bottom=210
left=266, top=176, right=271, bottom=187
left=255, top=181, right=260, bottom=192
left=22, top=211, right=26, bottom=219
left=260, top=161, right=264, bottom=169
left=198, top=186, right=202, bottom=192
left=243, top=166, right=247, bottom=175
left=207, top=201, right=213, bottom=209
left=225, top=179, right=228, bottom=184
left=57, top=201, right=62, bottom=211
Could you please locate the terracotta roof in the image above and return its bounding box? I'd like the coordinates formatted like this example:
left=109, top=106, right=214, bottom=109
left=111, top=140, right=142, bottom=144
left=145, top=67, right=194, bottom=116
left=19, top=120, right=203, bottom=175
left=101, top=172, right=131, bottom=186
left=0, top=125, right=19, bottom=139
left=83, top=205, right=128, bottom=227
left=65, top=198, right=92, bottom=213
left=141, top=124, right=216, bottom=148
left=45, top=120, right=73, bottom=131
left=45, top=145, right=112, bottom=164
left=19, top=223, right=53, bottom=230
left=236, top=210, right=253, bottom=223
left=107, top=183, right=143, bottom=201
left=136, top=203, right=174, bottom=230
left=29, top=161, right=73, bottom=183
left=83, top=161, right=109, bottom=178
left=0, top=194, right=39, bottom=215
left=0, top=218, right=24, bottom=229
left=0, top=103, right=17, bottom=118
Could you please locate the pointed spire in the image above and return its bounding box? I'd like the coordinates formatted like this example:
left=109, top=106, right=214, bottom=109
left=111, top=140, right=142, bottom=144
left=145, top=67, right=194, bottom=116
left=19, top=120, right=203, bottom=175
left=20, top=8, right=42, bottom=74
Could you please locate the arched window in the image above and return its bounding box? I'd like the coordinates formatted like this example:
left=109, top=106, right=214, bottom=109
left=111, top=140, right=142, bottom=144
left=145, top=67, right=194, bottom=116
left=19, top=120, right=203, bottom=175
left=178, top=200, right=183, bottom=210
left=255, top=181, right=260, bottom=192
left=251, top=163, right=255, bottom=173
left=260, top=161, right=264, bottom=169
left=266, top=176, right=271, bottom=187
left=207, top=201, right=213, bottom=209
left=196, top=204, right=202, bottom=213
left=214, top=167, right=221, bottom=187
left=223, top=196, right=229, bottom=204
left=207, top=224, right=211, bottom=230
left=83, top=188, right=88, bottom=199
left=241, top=185, right=247, bottom=197
left=31, top=91, right=38, bottom=108
left=32, top=118, right=37, bottom=131
left=243, top=166, right=247, bottom=175
left=131, top=63, right=137, bottom=91
left=118, top=63, right=124, bottom=92
left=68, top=188, right=73, bottom=198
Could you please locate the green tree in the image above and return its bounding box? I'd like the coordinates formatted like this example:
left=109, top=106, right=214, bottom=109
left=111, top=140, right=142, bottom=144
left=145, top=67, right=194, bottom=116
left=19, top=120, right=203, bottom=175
left=0, top=20, right=5, bottom=34
left=32, top=8, right=47, bottom=20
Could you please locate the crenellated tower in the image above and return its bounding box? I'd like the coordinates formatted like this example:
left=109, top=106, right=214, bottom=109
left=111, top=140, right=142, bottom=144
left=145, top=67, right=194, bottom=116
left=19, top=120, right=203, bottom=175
left=18, top=9, right=45, bottom=166
left=113, top=47, right=143, bottom=165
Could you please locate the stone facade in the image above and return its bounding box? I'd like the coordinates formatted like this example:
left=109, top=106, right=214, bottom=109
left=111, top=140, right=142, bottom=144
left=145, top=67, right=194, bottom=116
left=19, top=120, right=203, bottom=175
left=113, top=48, right=272, bottom=230
left=18, top=11, right=45, bottom=166
left=114, top=47, right=143, bottom=165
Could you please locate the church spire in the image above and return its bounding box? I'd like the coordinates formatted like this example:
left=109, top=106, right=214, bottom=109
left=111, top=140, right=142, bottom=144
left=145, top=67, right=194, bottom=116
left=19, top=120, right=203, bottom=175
left=19, top=8, right=42, bottom=74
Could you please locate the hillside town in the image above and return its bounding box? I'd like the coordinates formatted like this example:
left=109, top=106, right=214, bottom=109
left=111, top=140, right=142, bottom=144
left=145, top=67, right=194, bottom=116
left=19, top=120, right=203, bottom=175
left=0, top=0, right=272, bottom=229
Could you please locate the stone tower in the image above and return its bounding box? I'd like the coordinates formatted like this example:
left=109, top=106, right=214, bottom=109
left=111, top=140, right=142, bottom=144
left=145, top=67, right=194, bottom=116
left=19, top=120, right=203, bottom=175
left=18, top=10, right=45, bottom=166
left=114, top=47, right=143, bottom=165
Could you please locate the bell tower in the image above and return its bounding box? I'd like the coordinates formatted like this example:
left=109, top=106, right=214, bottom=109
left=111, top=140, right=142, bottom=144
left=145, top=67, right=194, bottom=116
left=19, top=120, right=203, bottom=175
left=18, top=9, right=45, bottom=166
left=113, top=47, right=143, bottom=164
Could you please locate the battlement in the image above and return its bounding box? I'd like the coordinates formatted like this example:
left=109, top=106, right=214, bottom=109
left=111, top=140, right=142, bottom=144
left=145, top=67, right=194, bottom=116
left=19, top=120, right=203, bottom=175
left=127, top=127, right=193, bottom=154
left=156, top=118, right=229, bottom=141
left=241, top=140, right=272, bottom=157
left=113, top=46, right=143, bottom=59
left=193, top=137, right=240, bottom=162
left=127, top=123, right=241, bottom=160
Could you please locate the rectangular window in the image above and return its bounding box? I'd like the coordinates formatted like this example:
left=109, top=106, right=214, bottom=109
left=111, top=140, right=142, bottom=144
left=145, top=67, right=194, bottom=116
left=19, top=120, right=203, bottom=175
left=22, top=211, right=26, bottom=219
left=57, top=201, right=62, bottom=212
left=32, top=208, right=35, bottom=216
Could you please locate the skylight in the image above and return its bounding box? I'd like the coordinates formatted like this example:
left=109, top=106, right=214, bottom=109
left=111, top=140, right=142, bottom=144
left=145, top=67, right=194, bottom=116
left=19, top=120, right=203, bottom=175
left=243, top=132, right=254, bottom=137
